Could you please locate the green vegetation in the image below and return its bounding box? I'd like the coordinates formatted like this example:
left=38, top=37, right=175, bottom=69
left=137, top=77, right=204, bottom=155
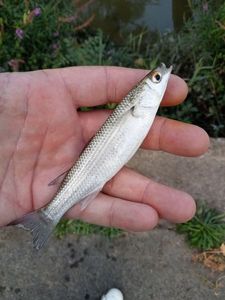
left=55, top=219, right=122, bottom=239
left=157, top=0, right=225, bottom=137
left=0, top=0, right=92, bottom=71
left=0, top=0, right=224, bottom=136
left=0, top=1, right=135, bottom=70
left=176, top=204, right=225, bottom=250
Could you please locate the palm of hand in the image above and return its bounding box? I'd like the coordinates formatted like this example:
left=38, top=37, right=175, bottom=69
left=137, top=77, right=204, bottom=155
left=0, top=70, right=86, bottom=225
left=0, top=67, right=209, bottom=230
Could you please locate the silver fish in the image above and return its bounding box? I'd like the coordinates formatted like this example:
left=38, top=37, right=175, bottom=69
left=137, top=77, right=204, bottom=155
left=14, top=63, right=172, bottom=249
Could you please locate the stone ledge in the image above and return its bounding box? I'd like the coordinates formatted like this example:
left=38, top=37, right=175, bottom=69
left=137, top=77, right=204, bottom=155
left=128, top=138, right=225, bottom=211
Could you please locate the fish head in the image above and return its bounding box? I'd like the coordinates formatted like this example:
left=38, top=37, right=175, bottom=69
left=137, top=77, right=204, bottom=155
left=141, top=63, right=173, bottom=108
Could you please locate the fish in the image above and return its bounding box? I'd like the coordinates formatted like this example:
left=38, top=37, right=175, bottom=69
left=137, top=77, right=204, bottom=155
left=12, top=63, right=172, bottom=250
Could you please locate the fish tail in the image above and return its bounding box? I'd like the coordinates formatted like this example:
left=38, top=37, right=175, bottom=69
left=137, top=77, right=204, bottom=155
left=11, top=210, right=57, bottom=250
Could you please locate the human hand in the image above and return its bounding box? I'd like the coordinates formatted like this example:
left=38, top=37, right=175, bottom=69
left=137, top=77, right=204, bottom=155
left=0, top=66, right=209, bottom=230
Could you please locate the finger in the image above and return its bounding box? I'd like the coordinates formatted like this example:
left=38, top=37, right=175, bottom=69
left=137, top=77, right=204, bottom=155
left=103, top=167, right=196, bottom=223
left=142, top=116, right=210, bottom=157
left=65, top=192, right=159, bottom=232
left=79, top=111, right=209, bottom=157
left=57, top=66, right=188, bottom=107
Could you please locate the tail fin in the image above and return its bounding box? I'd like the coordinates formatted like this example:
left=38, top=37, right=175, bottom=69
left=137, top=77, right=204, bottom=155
left=11, top=210, right=57, bottom=250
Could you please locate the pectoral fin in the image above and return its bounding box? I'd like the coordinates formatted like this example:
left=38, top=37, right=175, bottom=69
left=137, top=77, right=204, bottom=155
left=48, top=169, right=70, bottom=186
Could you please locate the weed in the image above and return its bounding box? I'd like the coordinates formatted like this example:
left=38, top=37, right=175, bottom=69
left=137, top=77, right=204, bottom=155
left=55, top=219, right=123, bottom=239
left=176, top=204, right=225, bottom=251
left=0, top=1, right=224, bottom=136
left=0, top=0, right=94, bottom=71
left=147, top=0, right=225, bottom=137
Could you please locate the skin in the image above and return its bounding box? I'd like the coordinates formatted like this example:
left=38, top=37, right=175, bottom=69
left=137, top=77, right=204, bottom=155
left=0, top=66, right=209, bottom=230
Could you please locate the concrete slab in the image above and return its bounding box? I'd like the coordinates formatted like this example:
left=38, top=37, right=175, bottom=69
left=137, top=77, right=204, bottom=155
left=128, top=138, right=225, bottom=211
left=0, top=138, right=225, bottom=300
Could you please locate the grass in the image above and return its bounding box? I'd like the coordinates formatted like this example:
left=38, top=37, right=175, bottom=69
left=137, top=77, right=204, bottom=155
left=176, top=204, right=225, bottom=251
left=55, top=219, right=123, bottom=239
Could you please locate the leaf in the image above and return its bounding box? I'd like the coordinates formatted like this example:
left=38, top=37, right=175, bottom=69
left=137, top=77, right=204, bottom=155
left=176, top=204, right=225, bottom=250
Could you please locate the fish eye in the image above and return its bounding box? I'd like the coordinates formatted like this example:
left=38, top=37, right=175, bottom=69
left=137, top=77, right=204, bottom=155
left=151, top=72, right=162, bottom=83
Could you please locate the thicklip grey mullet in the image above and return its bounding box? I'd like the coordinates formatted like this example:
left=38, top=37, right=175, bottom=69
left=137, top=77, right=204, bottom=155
left=10, top=63, right=172, bottom=250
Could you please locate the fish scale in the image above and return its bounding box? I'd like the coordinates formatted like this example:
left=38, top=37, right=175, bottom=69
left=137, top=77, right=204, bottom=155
left=12, top=63, right=172, bottom=249
left=44, top=85, right=146, bottom=219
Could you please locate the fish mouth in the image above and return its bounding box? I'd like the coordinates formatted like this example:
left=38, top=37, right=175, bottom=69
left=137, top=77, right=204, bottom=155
left=158, top=63, right=173, bottom=75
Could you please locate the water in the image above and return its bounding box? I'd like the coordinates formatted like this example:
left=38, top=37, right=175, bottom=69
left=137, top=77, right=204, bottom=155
left=89, top=0, right=191, bottom=42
